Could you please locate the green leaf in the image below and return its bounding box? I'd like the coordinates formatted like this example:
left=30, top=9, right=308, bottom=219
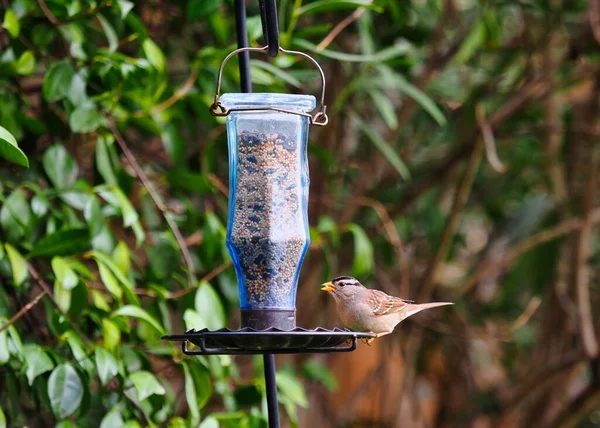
left=456, top=19, right=486, bottom=64
left=29, top=229, right=91, bottom=258
left=23, top=344, right=54, bottom=385
left=352, top=113, right=410, bottom=180
left=61, top=331, right=92, bottom=373
left=0, top=188, right=31, bottom=241
left=43, top=60, right=75, bottom=102
left=0, top=406, right=5, bottom=428
left=100, top=408, right=124, bottom=428
left=95, top=347, right=118, bottom=386
left=43, top=144, right=79, bottom=189
left=182, top=362, right=200, bottom=427
left=250, top=60, right=301, bottom=88
left=67, top=73, right=88, bottom=106
left=0, top=126, right=28, bottom=167
left=295, top=0, right=382, bottom=16
left=5, top=244, right=27, bottom=286
left=166, top=170, right=212, bottom=193
left=198, top=417, right=219, bottom=428
left=95, top=135, right=118, bottom=186
left=0, top=328, right=9, bottom=364
left=90, top=251, right=137, bottom=303
left=52, top=257, right=79, bottom=290
left=187, top=0, right=220, bottom=20
left=69, top=102, right=105, bottom=133
left=128, top=371, right=165, bottom=402
left=109, top=187, right=139, bottom=228
left=184, top=309, right=207, bottom=331
left=142, top=39, right=165, bottom=72
left=117, top=0, right=134, bottom=19
left=113, top=305, right=165, bottom=335
left=97, top=260, right=122, bottom=299
left=54, top=280, right=71, bottom=313
left=388, top=73, right=447, bottom=126
left=2, top=10, right=19, bottom=38
left=47, top=364, right=83, bottom=419
left=347, top=223, right=374, bottom=278
left=276, top=371, right=308, bottom=408
left=15, top=50, right=35, bottom=75
left=112, top=241, right=131, bottom=275
left=195, top=281, right=226, bottom=330
left=294, top=39, right=409, bottom=63
left=97, top=14, right=118, bottom=53
left=369, top=89, right=398, bottom=129
left=102, top=319, right=121, bottom=352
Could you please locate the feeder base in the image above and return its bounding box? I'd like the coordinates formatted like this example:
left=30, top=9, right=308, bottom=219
left=241, top=309, right=295, bottom=330
left=162, top=327, right=376, bottom=355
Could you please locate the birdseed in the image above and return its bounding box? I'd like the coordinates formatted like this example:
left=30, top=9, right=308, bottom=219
left=228, top=130, right=309, bottom=308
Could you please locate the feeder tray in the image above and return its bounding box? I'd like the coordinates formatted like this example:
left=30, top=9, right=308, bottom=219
left=162, top=327, right=376, bottom=355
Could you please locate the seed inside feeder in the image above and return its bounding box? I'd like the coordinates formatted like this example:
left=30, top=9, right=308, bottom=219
left=229, top=130, right=309, bottom=308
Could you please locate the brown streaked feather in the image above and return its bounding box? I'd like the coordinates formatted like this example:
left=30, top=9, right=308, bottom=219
left=367, top=289, right=414, bottom=316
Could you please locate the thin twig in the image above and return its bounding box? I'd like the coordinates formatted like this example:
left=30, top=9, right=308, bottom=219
left=458, top=207, right=600, bottom=295
left=590, top=0, right=600, bottom=45
left=420, top=139, right=484, bottom=300
left=574, top=147, right=599, bottom=359
left=143, top=70, right=199, bottom=116
left=0, top=290, right=48, bottom=334
left=37, top=0, right=59, bottom=25
left=107, top=117, right=198, bottom=289
left=316, top=4, right=370, bottom=51
left=476, top=103, right=506, bottom=173
left=548, top=382, right=600, bottom=428
left=208, top=173, right=229, bottom=197
left=167, top=260, right=232, bottom=300
left=27, top=264, right=94, bottom=349
left=353, top=196, right=410, bottom=296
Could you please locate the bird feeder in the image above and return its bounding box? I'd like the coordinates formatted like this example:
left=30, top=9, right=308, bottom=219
left=163, top=46, right=373, bottom=353
left=211, top=46, right=327, bottom=330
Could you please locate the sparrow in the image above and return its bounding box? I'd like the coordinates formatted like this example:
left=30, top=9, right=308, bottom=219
left=321, top=276, right=453, bottom=343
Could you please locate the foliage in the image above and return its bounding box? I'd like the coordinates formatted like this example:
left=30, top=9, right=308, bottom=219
left=1, top=0, right=600, bottom=427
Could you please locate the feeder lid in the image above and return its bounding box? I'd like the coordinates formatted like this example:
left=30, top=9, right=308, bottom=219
left=220, top=93, right=316, bottom=113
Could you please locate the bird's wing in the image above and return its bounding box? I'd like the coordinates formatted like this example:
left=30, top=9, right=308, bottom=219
left=367, top=289, right=413, bottom=316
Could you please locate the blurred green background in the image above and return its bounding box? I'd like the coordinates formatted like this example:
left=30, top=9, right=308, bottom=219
left=1, top=0, right=599, bottom=426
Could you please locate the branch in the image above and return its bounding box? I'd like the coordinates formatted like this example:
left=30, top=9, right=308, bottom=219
left=476, top=103, right=506, bottom=173
left=107, top=117, right=198, bottom=289
left=457, top=209, right=600, bottom=294
left=144, top=70, right=198, bottom=116
left=0, top=290, right=48, bottom=334
left=167, top=260, right=232, bottom=300
left=548, top=382, right=600, bottom=428
left=316, top=3, right=370, bottom=51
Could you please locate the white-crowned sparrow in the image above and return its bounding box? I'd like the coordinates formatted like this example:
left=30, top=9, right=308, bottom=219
left=322, top=276, right=453, bottom=342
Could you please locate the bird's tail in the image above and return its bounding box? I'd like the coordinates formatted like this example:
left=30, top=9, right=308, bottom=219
left=404, top=302, right=453, bottom=320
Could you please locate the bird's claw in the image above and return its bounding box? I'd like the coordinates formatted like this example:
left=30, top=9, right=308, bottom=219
left=361, top=337, right=375, bottom=346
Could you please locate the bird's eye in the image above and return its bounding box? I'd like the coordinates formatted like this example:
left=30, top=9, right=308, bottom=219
left=338, top=282, right=345, bottom=287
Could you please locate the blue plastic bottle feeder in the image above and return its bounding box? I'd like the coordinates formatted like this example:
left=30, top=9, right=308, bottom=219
left=210, top=47, right=328, bottom=330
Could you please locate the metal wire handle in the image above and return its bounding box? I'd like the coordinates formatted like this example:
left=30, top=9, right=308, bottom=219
left=209, top=45, right=329, bottom=126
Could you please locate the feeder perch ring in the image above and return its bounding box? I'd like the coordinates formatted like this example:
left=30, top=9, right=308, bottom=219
left=209, top=45, right=329, bottom=126
left=162, top=327, right=376, bottom=355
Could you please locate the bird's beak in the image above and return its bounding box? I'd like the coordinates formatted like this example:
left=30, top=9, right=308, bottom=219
left=321, top=281, right=335, bottom=293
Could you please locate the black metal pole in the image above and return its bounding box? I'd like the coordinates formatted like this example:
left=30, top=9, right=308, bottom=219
left=234, top=0, right=252, bottom=93
left=234, top=1, right=280, bottom=427
left=264, top=354, right=280, bottom=428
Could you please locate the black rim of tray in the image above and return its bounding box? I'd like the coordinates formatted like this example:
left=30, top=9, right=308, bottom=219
left=161, top=327, right=376, bottom=355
